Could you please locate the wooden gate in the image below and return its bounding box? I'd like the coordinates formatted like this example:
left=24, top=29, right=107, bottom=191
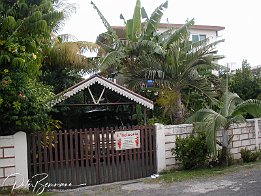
left=27, top=126, right=156, bottom=189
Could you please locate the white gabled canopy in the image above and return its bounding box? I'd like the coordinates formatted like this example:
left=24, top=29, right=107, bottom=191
left=51, top=75, right=154, bottom=110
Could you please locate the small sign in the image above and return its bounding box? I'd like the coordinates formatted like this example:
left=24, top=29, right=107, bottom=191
left=115, top=130, right=140, bottom=150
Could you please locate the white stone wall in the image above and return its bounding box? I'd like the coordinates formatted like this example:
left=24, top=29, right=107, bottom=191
left=0, top=132, right=28, bottom=188
left=0, top=135, right=15, bottom=187
left=156, top=118, right=261, bottom=172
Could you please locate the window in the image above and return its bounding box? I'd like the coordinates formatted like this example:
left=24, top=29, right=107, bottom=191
left=191, top=34, right=206, bottom=43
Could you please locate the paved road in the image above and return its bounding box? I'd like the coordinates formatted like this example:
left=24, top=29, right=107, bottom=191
left=52, top=163, right=261, bottom=196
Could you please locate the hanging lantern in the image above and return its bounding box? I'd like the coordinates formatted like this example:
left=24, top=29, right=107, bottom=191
left=147, top=79, right=153, bottom=87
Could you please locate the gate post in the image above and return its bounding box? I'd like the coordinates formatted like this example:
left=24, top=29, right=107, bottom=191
left=155, top=123, right=166, bottom=173
left=14, top=131, right=28, bottom=188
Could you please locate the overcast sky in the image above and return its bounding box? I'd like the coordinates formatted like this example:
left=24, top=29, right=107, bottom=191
left=62, top=0, right=261, bottom=70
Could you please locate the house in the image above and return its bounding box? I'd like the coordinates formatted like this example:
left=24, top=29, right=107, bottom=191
left=112, top=23, right=225, bottom=76
left=112, top=23, right=225, bottom=43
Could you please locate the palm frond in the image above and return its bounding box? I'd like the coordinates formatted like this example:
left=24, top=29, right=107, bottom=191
left=143, top=1, right=168, bottom=39
left=100, top=50, right=126, bottom=72
left=188, top=109, right=227, bottom=154
left=228, top=115, right=246, bottom=126
left=221, top=92, right=242, bottom=117
left=160, top=19, right=194, bottom=47
left=232, top=99, right=261, bottom=117
left=91, top=1, right=119, bottom=43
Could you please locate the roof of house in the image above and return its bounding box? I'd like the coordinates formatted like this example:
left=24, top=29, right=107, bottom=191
left=112, top=23, right=225, bottom=39
left=51, top=75, right=154, bottom=109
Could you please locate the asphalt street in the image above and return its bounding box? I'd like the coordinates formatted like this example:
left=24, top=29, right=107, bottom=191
left=52, top=163, right=261, bottom=196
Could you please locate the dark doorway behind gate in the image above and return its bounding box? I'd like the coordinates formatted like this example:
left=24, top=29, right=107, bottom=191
left=27, top=126, right=156, bottom=189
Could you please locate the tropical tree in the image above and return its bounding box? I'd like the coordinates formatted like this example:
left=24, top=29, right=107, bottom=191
left=42, top=33, right=102, bottom=93
left=92, top=0, right=168, bottom=77
left=187, top=90, right=261, bottom=166
left=126, top=23, right=224, bottom=123
left=0, top=0, right=70, bottom=135
left=92, top=0, right=224, bottom=123
left=229, top=59, right=261, bottom=100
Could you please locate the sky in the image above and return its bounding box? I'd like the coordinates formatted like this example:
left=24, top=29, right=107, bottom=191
left=61, top=0, right=261, bottom=70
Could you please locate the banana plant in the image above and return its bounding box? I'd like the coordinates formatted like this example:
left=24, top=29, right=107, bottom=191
left=91, top=0, right=168, bottom=76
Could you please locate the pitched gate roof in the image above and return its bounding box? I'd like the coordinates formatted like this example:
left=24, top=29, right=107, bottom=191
left=51, top=75, right=154, bottom=109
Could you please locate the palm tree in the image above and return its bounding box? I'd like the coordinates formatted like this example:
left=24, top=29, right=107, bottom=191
left=92, top=0, right=224, bottom=123
left=186, top=91, right=261, bottom=166
left=42, top=33, right=103, bottom=93
left=91, top=0, right=168, bottom=77
left=126, top=22, right=224, bottom=123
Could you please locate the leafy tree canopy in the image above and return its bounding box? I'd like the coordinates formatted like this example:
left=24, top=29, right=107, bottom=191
left=229, top=59, right=261, bottom=100
left=0, top=0, right=66, bottom=135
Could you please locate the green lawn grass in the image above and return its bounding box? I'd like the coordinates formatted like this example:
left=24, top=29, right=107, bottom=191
left=150, top=160, right=261, bottom=183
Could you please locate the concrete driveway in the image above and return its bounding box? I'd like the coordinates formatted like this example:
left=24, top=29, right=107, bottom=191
left=52, top=162, right=261, bottom=196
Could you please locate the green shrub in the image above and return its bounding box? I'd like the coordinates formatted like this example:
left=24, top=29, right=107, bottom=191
left=240, top=148, right=259, bottom=163
left=171, top=132, right=210, bottom=170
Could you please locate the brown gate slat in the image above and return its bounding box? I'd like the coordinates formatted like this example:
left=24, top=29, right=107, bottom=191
left=84, top=129, right=90, bottom=185
left=32, top=134, right=37, bottom=177
left=141, top=126, right=146, bottom=177
left=136, top=127, right=141, bottom=178
left=54, top=132, right=58, bottom=182
left=79, top=129, right=85, bottom=184
left=64, top=130, right=70, bottom=184
left=94, top=128, right=100, bottom=184
left=43, top=132, right=48, bottom=174
left=69, top=130, right=75, bottom=184
left=74, top=129, right=80, bottom=185
left=119, top=127, right=126, bottom=181
left=105, top=127, right=111, bottom=183
left=37, top=132, right=43, bottom=175
left=59, top=130, right=64, bottom=183
left=125, top=126, right=131, bottom=180
left=145, top=126, right=149, bottom=176
left=111, top=127, right=118, bottom=182
left=48, top=131, right=54, bottom=182
left=100, top=128, right=106, bottom=183
left=89, top=128, right=95, bottom=185
left=149, top=126, right=153, bottom=174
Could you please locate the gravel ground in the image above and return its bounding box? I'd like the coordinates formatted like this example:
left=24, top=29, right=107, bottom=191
left=50, top=163, right=261, bottom=196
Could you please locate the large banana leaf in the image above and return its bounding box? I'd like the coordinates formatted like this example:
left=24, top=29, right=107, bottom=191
left=143, top=1, right=168, bottom=40
left=129, top=0, right=142, bottom=42
left=159, top=19, right=194, bottom=47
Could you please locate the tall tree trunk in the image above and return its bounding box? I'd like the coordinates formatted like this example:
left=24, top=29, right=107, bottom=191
left=174, top=90, right=183, bottom=124
left=220, top=129, right=229, bottom=167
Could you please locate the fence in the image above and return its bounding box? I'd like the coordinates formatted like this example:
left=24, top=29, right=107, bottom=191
left=27, top=126, right=156, bottom=188
left=1, top=119, right=260, bottom=189
left=155, top=118, right=261, bottom=171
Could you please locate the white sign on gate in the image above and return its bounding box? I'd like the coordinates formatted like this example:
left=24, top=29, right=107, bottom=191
left=115, top=130, right=140, bottom=150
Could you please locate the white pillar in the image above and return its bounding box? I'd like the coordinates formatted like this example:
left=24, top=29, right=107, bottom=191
left=14, top=132, right=28, bottom=188
left=254, top=118, right=260, bottom=149
left=155, top=123, right=166, bottom=173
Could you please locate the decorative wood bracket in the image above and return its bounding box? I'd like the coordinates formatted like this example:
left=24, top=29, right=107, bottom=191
left=87, top=86, right=105, bottom=104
